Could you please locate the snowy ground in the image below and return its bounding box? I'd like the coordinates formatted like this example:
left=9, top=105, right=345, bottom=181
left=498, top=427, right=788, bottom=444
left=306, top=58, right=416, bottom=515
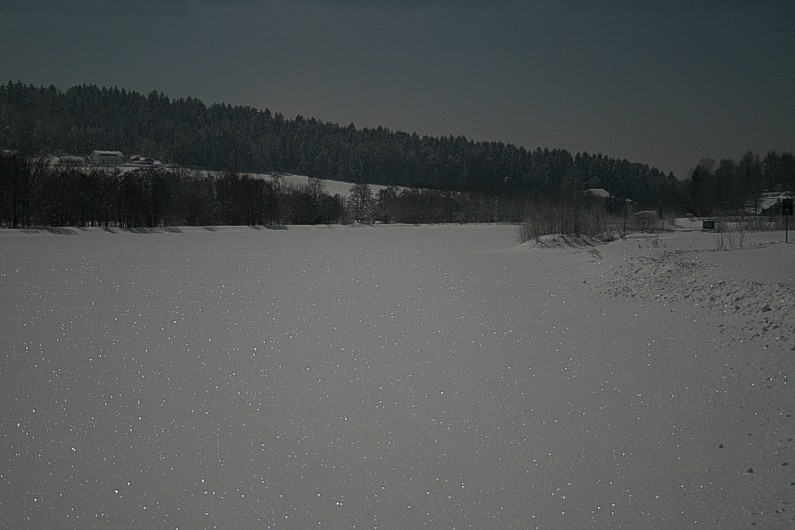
left=0, top=224, right=792, bottom=529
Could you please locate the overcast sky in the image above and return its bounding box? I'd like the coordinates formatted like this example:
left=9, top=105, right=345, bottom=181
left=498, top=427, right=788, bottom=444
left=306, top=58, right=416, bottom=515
left=2, top=0, right=793, bottom=178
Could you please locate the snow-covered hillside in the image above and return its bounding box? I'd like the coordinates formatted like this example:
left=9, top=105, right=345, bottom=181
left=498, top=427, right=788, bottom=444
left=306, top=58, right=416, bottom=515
left=1, top=225, right=792, bottom=528
left=84, top=161, right=405, bottom=199
left=241, top=172, right=405, bottom=198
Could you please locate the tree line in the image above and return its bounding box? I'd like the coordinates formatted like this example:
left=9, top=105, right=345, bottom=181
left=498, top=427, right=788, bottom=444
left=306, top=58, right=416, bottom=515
left=0, top=153, right=542, bottom=228
left=1, top=81, right=792, bottom=232
left=1, top=81, right=677, bottom=208
left=684, top=151, right=794, bottom=217
left=0, top=155, right=348, bottom=228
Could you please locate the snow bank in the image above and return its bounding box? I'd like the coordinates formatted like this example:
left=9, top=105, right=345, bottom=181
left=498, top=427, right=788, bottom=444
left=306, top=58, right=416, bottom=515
left=524, top=233, right=608, bottom=250
left=601, top=243, right=795, bottom=350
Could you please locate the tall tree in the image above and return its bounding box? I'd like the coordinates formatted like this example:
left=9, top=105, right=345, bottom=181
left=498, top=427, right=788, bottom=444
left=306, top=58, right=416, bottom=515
left=349, top=183, right=374, bottom=223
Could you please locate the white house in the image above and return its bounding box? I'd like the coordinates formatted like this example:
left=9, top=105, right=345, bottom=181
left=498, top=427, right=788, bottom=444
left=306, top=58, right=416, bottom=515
left=89, top=150, right=124, bottom=166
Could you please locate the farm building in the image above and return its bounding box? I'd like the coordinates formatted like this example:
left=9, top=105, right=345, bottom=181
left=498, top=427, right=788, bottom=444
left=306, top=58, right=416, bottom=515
left=89, top=150, right=124, bottom=166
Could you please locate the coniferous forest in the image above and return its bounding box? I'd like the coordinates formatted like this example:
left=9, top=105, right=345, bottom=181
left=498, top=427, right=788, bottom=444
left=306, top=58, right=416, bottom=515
left=0, top=81, right=792, bottom=229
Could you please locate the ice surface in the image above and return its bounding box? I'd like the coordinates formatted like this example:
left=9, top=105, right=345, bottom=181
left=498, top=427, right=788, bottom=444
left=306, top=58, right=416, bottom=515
left=1, top=225, right=792, bottom=528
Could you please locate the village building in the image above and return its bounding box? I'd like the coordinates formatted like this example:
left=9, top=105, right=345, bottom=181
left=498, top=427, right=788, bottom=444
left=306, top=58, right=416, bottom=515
left=130, top=154, right=156, bottom=166
left=759, top=191, right=795, bottom=216
left=89, top=150, right=124, bottom=166
left=584, top=188, right=612, bottom=199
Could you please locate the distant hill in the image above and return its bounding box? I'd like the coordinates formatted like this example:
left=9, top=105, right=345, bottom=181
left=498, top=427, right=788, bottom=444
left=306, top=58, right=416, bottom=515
left=0, top=81, right=677, bottom=207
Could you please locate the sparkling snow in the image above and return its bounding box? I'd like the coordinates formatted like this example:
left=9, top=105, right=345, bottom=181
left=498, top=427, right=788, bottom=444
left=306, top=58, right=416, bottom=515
left=1, top=224, right=792, bottom=528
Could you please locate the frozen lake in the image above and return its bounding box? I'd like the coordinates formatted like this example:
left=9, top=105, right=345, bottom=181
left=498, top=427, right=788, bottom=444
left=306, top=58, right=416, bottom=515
left=1, top=225, right=792, bottom=528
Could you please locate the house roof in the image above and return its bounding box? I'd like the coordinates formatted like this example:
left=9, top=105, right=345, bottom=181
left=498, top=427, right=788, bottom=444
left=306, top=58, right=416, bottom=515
left=585, top=188, right=611, bottom=198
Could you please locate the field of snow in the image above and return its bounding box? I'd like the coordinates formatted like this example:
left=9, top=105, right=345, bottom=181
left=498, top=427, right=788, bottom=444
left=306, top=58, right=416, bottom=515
left=1, top=224, right=793, bottom=529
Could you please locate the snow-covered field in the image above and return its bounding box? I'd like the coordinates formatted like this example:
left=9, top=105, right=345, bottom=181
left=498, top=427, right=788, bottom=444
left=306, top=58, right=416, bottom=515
left=1, top=224, right=792, bottom=529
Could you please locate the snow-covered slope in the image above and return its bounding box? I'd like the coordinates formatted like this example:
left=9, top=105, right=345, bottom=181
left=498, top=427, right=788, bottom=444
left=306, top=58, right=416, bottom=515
left=94, top=164, right=406, bottom=198
left=1, top=226, right=792, bottom=528
left=242, top=172, right=405, bottom=198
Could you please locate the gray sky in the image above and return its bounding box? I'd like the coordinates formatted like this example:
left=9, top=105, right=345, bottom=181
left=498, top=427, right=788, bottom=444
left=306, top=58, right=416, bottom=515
left=1, top=0, right=793, bottom=178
